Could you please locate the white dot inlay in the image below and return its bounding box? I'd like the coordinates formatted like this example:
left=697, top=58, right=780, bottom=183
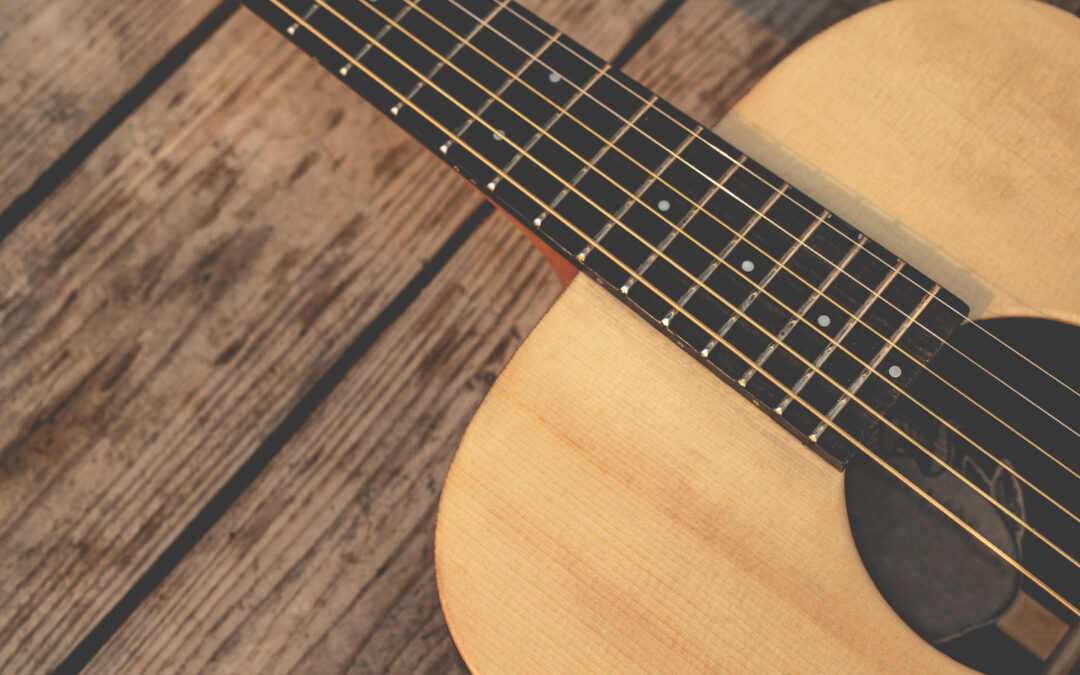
left=657, top=199, right=671, bottom=212
left=817, top=314, right=831, bottom=328
left=740, top=259, right=755, bottom=273
left=493, top=130, right=504, bottom=141
left=548, top=72, right=562, bottom=83
left=888, top=365, right=903, bottom=378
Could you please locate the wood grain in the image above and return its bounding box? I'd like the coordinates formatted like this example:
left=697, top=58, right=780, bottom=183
left=0, top=0, right=227, bottom=217
left=73, top=0, right=864, bottom=671
left=0, top=0, right=663, bottom=670
left=719, top=0, right=1080, bottom=322
left=5, top=0, right=1076, bottom=671
left=0, top=9, right=492, bottom=671
left=436, top=0, right=1080, bottom=671
left=439, top=277, right=966, bottom=672
left=85, top=217, right=557, bottom=673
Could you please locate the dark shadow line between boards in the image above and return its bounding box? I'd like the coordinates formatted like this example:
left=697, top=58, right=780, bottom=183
left=53, top=0, right=687, bottom=671
left=0, top=0, right=242, bottom=245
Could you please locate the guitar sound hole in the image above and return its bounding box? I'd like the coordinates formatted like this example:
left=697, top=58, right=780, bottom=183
left=845, top=317, right=1080, bottom=674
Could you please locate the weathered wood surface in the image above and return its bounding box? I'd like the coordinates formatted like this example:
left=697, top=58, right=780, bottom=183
left=2, top=0, right=1077, bottom=672
left=78, top=0, right=902, bottom=671
left=0, top=12, right=481, bottom=670
left=0, top=0, right=227, bottom=218
left=0, top=0, right=660, bottom=671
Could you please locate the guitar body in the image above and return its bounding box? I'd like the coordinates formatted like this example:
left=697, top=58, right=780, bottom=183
left=435, top=0, right=1080, bottom=671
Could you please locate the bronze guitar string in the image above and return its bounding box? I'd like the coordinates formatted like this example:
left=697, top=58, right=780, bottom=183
left=304, top=0, right=1080, bottom=551
left=380, top=0, right=1080, bottom=495
left=346, top=0, right=1080, bottom=539
left=442, top=0, right=1080, bottom=441
left=263, top=0, right=1080, bottom=617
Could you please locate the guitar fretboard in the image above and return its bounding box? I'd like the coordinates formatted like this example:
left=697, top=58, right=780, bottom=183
left=245, top=0, right=970, bottom=468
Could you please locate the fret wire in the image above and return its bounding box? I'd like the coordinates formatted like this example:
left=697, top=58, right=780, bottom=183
left=809, top=284, right=941, bottom=441
left=745, top=224, right=854, bottom=387
left=719, top=197, right=825, bottom=371
left=621, top=122, right=702, bottom=293
left=265, top=0, right=1080, bottom=613
left=579, top=94, right=661, bottom=261
left=488, top=29, right=565, bottom=185
left=777, top=262, right=905, bottom=415
left=444, top=19, right=553, bottom=154
left=447, top=0, right=1080, bottom=450
left=395, top=0, right=508, bottom=105
left=661, top=155, right=744, bottom=328
left=698, top=186, right=791, bottom=359
left=339, top=2, right=413, bottom=77
left=286, top=2, right=319, bottom=35
left=325, top=0, right=1080, bottom=536
left=532, top=63, right=612, bottom=228
left=667, top=162, right=771, bottom=333
left=352, top=0, right=1080, bottom=496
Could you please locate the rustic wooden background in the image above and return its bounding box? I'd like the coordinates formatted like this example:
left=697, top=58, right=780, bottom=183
left=2, top=0, right=1078, bottom=672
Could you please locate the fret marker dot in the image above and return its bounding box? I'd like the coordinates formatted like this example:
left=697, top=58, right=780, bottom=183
left=657, top=199, right=671, bottom=212
left=888, top=365, right=903, bottom=378
left=817, top=314, right=831, bottom=328
left=493, top=130, right=504, bottom=141
left=740, top=259, right=755, bottom=273
left=548, top=72, right=561, bottom=83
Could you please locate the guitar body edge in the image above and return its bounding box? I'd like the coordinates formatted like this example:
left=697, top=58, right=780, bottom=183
left=436, top=0, right=1080, bottom=670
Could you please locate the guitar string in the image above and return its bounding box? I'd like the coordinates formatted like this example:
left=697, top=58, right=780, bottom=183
left=266, top=0, right=1080, bottom=611
left=348, top=0, right=1080, bottom=519
left=442, top=0, right=1080, bottom=433
left=389, top=0, right=1080, bottom=480
left=307, top=0, right=1080, bottom=532
left=274, top=0, right=1080, bottom=604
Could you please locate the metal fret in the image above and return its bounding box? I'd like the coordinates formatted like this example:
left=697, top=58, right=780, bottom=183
left=776, top=260, right=906, bottom=414
left=618, top=124, right=703, bottom=293
left=696, top=185, right=792, bottom=359
left=522, top=64, right=610, bottom=227
left=482, top=29, right=566, bottom=190
left=249, top=0, right=972, bottom=471
left=807, top=283, right=941, bottom=441
left=286, top=2, right=319, bottom=35
left=570, top=95, right=663, bottom=259
left=338, top=3, right=414, bottom=79
left=663, top=167, right=779, bottom=333
left=440, top=28, right=562, bottom=156
left=742, top=220, right=855, bottom=388
left=659, top=155, right=745, bottom=328
left=388, top=0, right=508, bottom=108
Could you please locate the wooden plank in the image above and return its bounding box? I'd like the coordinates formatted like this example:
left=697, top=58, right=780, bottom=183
left=75, top=204, right=559, bottom=674
left=77, top=0, right=876, bottom=671
left=0, top=0, right=664, bottom=671
left=25, top=0, right=1080, bottom=669
left=0, top=10, right=493, bottom=672
left=0, top=0, right=228, bottom=218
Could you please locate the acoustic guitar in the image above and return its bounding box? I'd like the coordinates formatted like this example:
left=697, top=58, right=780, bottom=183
left=244, top=0, right=1080, bottom=670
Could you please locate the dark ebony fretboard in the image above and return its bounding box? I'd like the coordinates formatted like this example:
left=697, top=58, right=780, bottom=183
left=245, top=0, right=971, bottom=468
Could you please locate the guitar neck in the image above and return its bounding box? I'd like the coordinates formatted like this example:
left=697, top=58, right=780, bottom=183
left=244, top=0, right=970, bottom=468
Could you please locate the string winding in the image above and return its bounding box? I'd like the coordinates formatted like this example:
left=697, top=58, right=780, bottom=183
left=370, top=0, right=1080, bottom=527
left=266, top=0, right=1080, bottom=617
left=476, top=0, right=1080, bottom=443
left=313, top=0, right=1080, bottom=544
